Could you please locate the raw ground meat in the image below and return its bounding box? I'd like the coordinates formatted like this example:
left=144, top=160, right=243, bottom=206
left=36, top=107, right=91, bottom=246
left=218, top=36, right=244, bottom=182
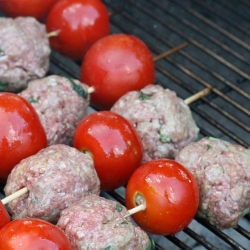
left=57, top=194, right=153, bottom=250
left=19, top=75, right=90, bottom=146
left=4, top=144, right=100, bottom=223
left=0, top=17, right=50, bottom=91
left=111, top=84, right=199, bottom=163
left=175, top=137, right=250, bottom=229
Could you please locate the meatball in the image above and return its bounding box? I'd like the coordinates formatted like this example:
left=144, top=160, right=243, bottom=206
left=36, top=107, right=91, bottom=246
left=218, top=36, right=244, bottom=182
left=19, top=75, right=90, bottom=146
left=4, top=144, right=100, bottom=223
left=111, top=84, right=199, bottom=163
left=175, top=137, right=250, bottom=229
left=57, top=195, right=153, bottom=250
left=0, top=17, right=50, bottom=91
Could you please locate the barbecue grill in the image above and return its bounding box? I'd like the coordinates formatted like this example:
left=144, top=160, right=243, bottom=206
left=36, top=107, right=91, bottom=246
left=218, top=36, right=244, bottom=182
left=1, top=0, right=250, bottom=249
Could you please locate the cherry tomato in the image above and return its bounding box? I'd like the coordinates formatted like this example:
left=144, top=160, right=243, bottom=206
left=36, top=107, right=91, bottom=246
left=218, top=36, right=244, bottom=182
left=0, top=202, right=10, bottom=230
left=0, top=218, right=71, bottom=250
left=0, top=93, right=47, bottom=183
left=125, top=159, right=199, bottom=235
left=0, top=0, right=59, bottom=22
left=73, top=111, right=143, bottom=191
left=80, top=33, right=155, bottom=110
left=46, top=0, right=110, bottom=61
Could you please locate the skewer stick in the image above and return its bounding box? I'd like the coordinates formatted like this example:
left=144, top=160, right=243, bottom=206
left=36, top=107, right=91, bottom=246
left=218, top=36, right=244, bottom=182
left=2, top=187, right=28, bottom=205
left=153, top=42, right=188, bottom=62
left=47, top=30, right=61, bottom=38
left=124, top=203, right=146, bottom=218
left=87, top=86, right=95, bottom=94
left=184, top=87, right=213, bottom=105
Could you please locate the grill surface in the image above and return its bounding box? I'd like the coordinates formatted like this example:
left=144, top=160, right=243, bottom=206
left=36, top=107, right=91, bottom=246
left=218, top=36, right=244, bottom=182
left=51, top=1, right=250, bottom=249
left=1, top=0, right=250, bottom=249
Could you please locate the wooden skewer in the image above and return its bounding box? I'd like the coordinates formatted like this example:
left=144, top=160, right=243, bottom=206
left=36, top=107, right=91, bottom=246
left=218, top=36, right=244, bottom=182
left=47, top=30, right=61, bottom=38
left=2, top=187, right=28, bottom=205
left=124, top=203, right=146, bottom=218
left=184, top=86, right=213, bottom=105
left=153, top=42, right=188, bottom=62
left=87, top=86, right=95, bottom=94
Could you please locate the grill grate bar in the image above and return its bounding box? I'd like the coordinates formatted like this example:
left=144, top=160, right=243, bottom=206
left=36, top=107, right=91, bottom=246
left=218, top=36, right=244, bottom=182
left=235, top=225, right=250, bottom=241
left=188, top=0, right=250, bottom=37
left=183, top=227, right=218, bottom=250
left=194, top=217, right=247, bottom=250
left=131, top=0, right=250, bottom=83
left=154, top=0, right=250, bottom=68
left=173, top=0, right=250, bottom=50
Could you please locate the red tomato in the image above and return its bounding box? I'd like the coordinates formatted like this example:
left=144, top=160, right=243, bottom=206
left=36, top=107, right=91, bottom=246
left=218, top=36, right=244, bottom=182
left=0, top=202, right=10, bottom=230
left=0, top=218, right=71, bottom=250
left=73, top=111, right=143, bottom=191
left=46, top=0, right=110, bottom=61
left=125, top=159, right=199, bottom=235
left=0, top=0, right=59, bottom=22
left=0, top=93, right=47, bottom=183
left=80, top=33, right=155, bottom=110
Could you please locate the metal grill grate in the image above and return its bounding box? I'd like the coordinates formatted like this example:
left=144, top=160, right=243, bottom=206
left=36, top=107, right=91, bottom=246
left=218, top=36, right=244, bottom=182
left=1, top=0, right=250, bottom=249
left=49, top=0, right=249, bottom=249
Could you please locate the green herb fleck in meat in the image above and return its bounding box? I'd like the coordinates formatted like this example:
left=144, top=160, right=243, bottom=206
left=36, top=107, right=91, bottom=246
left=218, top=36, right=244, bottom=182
left=28, top=97, right=38, bottom=103
left=146, top=239, right=155, bottom=250
left=158, top=131, right=171, bottom=143
left=103, top=247, right=112, bottom=250
left=32, top=197, right=40, bottom=204
left=61, top=75, right=88, bottom=100
left=139, top=91, right=152, bottom=100
left=121, top=221, right=128, bottom=225
left=115, top=204, right=123, bottom=212
left=207, top=136, right=219, bottom=141
left=0, top=81, right=8, bottom=91
left=206, top=144, right=212, bottom=150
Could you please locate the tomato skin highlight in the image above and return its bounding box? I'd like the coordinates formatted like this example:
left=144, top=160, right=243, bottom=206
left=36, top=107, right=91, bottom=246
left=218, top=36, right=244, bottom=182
left=0, top=0, right=59, bottom=22
left=125, top=159, right=199, bottom=235
left=46, top=0, right=110, bottom=61
left=73, top=111, right=143, bottom=191
left=0, top=93, right=47, bottom=183
left=80, top=33, right=155, bottom=110
left=0, top=202, right=10, bottom=230
left=0, top=218, right=71, bottom=250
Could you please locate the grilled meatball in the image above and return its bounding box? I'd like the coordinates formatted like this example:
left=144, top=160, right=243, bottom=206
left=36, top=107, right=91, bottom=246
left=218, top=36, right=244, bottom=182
left=111, top=84, right=199, bottom=163
left=175, top=137, right=250, bottom=229
left=0, top=17, right=50, bottom=91
left=4, top=144, right=100, bottom=223
left=19, top=75, right=90, bottom=146
left=57, top=194, right=153, bottom=250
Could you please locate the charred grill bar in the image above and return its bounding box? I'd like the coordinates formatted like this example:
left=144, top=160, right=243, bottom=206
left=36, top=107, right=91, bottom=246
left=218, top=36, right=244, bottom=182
left=0, top=0, right=250, bottom=249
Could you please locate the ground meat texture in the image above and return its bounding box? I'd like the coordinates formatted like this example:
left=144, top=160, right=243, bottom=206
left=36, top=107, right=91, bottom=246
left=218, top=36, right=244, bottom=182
left=0, top=17, right=50, bottom=92
left=111, top=84, right=199, bottom=163
left=175, top=137, right=250, bottom=230
left=19, top=75, right=90, bottom=146
left=57, top=195, right=152, bottom=250
left=4, top=144, right=100, bottom=223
